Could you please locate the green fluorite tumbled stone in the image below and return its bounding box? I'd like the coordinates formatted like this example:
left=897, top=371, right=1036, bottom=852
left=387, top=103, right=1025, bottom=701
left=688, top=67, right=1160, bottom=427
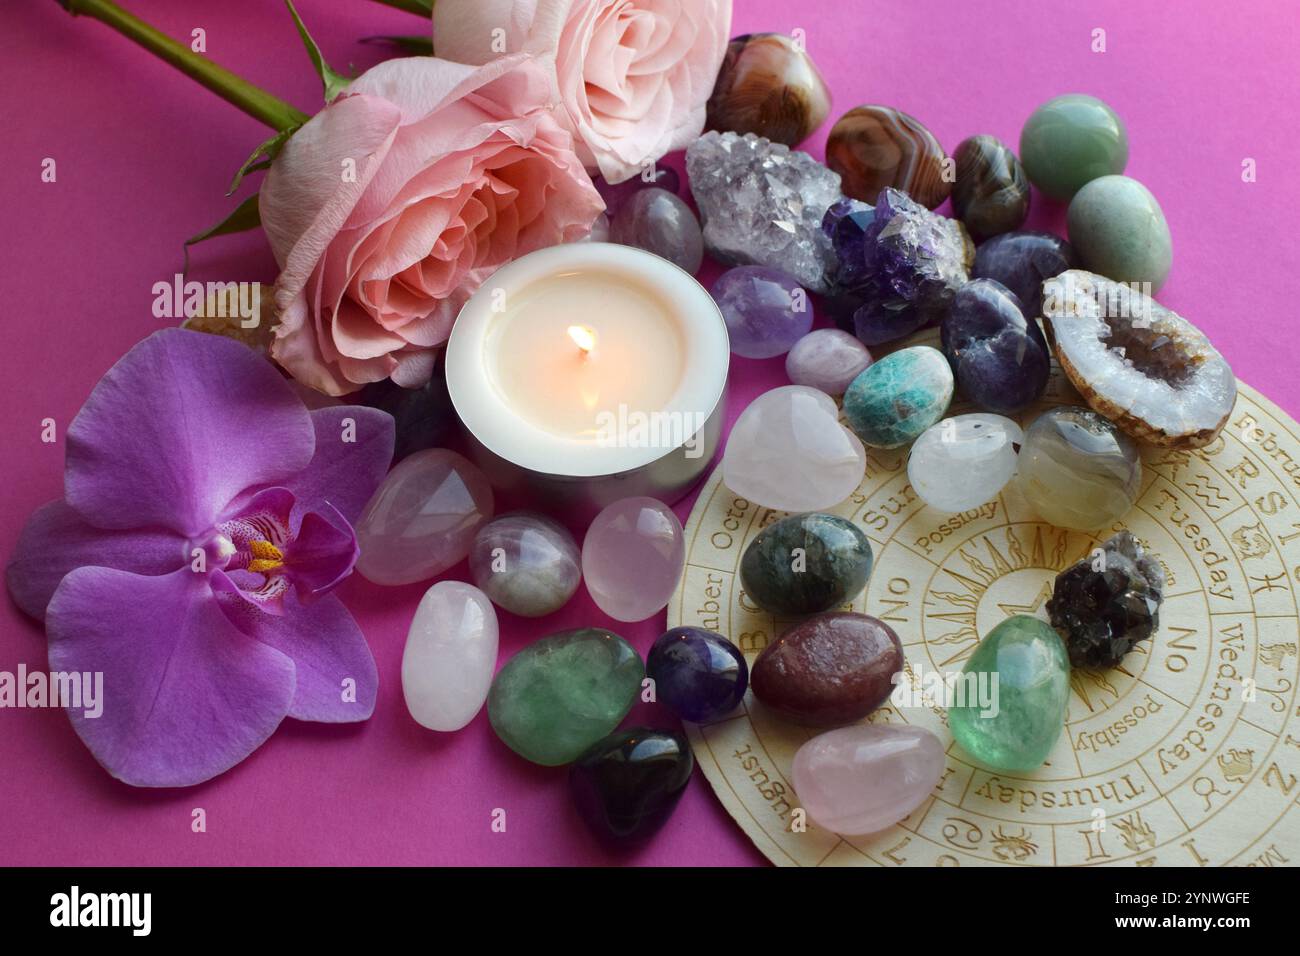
left=488, top=628, right=644, bottom=766
left=844, top=346, right=953, bottom=449
left=1019, top=94, right=1128, bottom=200
left=949, top=615, right=1069, bottom=772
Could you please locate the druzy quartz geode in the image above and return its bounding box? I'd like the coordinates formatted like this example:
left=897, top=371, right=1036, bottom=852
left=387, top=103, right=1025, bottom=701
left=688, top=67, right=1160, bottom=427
left=1043, top=270, right=1236, bottom=448
left=687, top=130, right=844, bottom=293
left=1048, top=530, right=1166, bottom=669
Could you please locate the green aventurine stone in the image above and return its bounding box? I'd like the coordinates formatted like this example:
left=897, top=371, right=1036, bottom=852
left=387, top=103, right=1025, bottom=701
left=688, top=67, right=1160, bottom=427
left=1019, top=94, right=1128, bottom=201
left=948, top=615, right=1069, bottom=772
left=488, top=628, right=644, bottom=766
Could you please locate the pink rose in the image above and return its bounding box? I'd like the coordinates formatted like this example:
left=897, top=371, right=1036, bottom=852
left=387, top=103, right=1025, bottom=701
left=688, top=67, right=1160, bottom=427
left=260, top=55, right=604, bottom=395
left=434, top=0, right=733, bottom=184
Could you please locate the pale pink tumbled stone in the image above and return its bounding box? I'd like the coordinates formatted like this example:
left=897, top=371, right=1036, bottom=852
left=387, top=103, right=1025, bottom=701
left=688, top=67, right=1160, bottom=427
left=582, top=496, right=685, bottom=622
left=402, top=581, right=499, bottom=731
left=356, top=449, right=494, bottom=586
left=792, top=724, right=945, bottom=835
left=721, top=385, right=866, bottom=512
left=785, top=328, right=873, bottom=395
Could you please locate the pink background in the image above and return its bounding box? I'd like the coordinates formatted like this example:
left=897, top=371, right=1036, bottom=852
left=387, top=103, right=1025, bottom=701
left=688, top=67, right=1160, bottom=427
left=1, top=0, right=1297, bottom=865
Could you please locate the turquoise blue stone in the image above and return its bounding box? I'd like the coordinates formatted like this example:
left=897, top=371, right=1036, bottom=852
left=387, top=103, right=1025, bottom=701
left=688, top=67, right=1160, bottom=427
left=843, top=346, right=953, bottom=448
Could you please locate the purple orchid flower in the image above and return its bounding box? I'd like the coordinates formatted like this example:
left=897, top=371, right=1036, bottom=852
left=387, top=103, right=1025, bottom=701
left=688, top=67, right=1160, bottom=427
left=6, top=329, right=394, bottom=788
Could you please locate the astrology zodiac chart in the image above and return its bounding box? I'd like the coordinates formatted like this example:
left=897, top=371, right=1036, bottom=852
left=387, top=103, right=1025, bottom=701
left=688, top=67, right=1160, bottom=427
left=670, top=365, right=1300, bottom=867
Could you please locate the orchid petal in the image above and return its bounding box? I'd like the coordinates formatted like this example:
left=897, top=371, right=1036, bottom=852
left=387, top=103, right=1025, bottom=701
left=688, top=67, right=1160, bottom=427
left=219, top=589, right=377, bottom=723
left=286, top=504, right=359, bottom=597
left=284, top=406, right=395, bottom=527
left=6, top=500, right=187, bottom=621
left=46, top=567, right=296, bottom=788
left=64, top=329, right=316, bottom=537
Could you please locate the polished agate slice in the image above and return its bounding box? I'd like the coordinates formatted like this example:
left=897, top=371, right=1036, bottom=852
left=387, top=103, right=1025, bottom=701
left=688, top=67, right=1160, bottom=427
left=1042, top=270, right=1235, bottom=448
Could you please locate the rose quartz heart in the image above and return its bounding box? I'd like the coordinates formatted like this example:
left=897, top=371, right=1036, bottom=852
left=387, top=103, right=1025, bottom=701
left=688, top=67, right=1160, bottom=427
left=792, top=724, right=945, bottom=835
left=721, top=385, right=866, bottom=512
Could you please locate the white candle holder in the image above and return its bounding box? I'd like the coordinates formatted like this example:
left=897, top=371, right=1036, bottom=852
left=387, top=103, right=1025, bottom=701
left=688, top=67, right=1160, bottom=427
left=446, top=243, right=729, bottom=520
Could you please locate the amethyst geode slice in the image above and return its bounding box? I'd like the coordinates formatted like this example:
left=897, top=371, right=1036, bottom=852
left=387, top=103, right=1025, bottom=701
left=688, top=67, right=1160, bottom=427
left=824, top=188, right=973, bottom=346
left=1048, top=530, right=1165, bottom=669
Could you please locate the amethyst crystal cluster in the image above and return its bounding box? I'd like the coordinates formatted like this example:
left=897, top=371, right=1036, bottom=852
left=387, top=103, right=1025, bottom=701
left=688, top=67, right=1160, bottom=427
left=823, top=188, right=974, bottom=346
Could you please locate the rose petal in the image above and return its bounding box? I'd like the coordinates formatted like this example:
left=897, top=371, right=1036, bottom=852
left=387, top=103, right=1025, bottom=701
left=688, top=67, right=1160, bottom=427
left=64, top=329, right=316, bottom=537
left=5, top=500, right=188, bottom=621
left=46, top=568, right=296, bottom=788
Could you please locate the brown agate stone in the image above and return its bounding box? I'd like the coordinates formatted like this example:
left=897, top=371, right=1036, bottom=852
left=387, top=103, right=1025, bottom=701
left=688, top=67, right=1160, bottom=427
left=751, top=612, right=903, bottom=726
left=705, top=33, right=832, bottom=148
left=826, top=106, right=952, bottom=209
left=951, top=135, right=1031, bottom=240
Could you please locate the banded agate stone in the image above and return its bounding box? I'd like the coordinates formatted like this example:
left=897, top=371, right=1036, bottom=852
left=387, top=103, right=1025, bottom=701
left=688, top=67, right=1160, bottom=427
left=949, top=615, right=1070, bottom=772
left=826, top=106, right=952, bottom=208
left=844, top=346, right=953, bottom=449
left=1016, top=406, right=1142, bottom=530
left=706, top=33, right=832, bottom=147
left=488, top=628, right=644, bottom=766
left=951, top=135, right=1030, bottom=240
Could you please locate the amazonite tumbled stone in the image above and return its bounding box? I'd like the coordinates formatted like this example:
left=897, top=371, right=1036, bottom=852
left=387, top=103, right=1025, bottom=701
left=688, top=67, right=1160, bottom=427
left=488, top=628, right=644, bottom=766
left=949, top=615, right=1069, bottom=772
left=1067, top=175, right=1173, bottom=293
left=1020, top=94, right=1128, bottom=200
left=844, top=346, right=953, bottom=449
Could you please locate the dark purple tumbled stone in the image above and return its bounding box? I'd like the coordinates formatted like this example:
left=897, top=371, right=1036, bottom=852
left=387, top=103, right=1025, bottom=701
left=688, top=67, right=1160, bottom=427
left=826, top=188, right=972, bottom=347
left=941, top=278, right=1050, bottom=414
left=971, top=230, right=1078, bottom=318
left=570, top=727, right=694, bottom=846
left=646, top=627, right=749, bottom=723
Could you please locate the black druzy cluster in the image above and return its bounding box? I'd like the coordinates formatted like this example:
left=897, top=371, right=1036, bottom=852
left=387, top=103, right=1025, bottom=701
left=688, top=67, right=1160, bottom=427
left=1047, top=531, right=1166, bottom=669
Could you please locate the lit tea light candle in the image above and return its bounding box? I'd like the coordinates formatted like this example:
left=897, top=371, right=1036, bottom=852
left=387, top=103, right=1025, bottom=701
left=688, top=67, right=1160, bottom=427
left=446, top=243, right=729, bottom=516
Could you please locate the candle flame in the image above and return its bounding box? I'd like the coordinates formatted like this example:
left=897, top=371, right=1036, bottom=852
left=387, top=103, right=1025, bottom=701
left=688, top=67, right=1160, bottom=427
left=567, top=324, right=597, bottom=355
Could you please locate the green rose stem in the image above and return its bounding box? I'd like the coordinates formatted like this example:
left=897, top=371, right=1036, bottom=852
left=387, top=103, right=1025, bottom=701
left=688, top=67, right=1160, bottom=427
left=56, top=0, right=309, bottom=132
left=368, top=0, right=435, bottom=17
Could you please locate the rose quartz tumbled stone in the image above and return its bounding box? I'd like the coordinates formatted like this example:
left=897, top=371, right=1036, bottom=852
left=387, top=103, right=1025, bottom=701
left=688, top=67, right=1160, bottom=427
left=582, top=496, right=685, bottom=622
left=785, top=328, right=873, bottom=395
left=792, top=724, right=945, bottom=835
left=356, top=448, right=494, bottom=586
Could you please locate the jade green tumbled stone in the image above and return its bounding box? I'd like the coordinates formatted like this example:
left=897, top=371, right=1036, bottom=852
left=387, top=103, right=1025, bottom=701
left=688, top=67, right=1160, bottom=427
left=1019, top=94, right=1128, bottom=200
left=949, top=615, right=1069, bottom=772
left=1067, top=175, right=1173, bottom=293
left=843, top=346, right=953, bottom=449
left=488, top=628, right=644, bottom=766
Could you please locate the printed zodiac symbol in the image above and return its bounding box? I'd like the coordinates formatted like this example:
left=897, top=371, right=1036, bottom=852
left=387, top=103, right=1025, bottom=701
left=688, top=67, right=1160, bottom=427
left=1217, top=748, right=1255, bottom=783
left=1230, top=521, right=1273, bottom=559
left=989, top=826, right=1039, bottom=861
left=1260, top=643, right=1297, bottom=668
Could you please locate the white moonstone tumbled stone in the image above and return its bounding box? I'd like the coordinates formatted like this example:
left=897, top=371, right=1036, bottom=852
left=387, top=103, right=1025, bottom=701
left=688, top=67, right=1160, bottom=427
left=907, top=413, right=1023, bottom=512
left=402, top=581, right=499, bottom=732
left=722, top=385, right=866, bottom=512
left=792, top=725, right=945, bottom=835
